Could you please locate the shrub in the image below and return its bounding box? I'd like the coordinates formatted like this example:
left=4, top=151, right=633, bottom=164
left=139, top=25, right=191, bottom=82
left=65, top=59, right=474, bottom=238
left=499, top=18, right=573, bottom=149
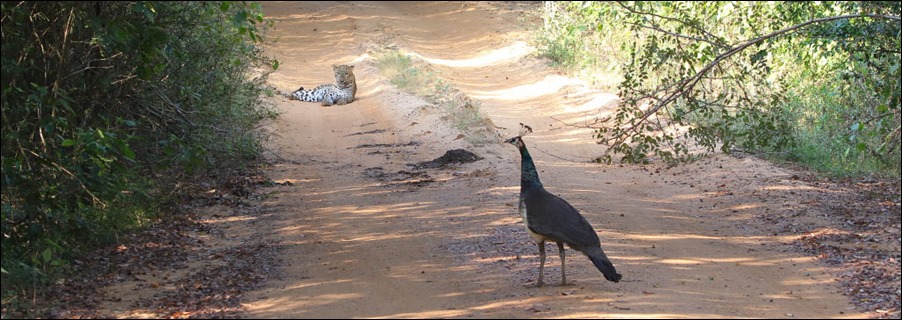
left=1, top=1, right=277, bottom=294
left=536, top=2, right=900, bottom=177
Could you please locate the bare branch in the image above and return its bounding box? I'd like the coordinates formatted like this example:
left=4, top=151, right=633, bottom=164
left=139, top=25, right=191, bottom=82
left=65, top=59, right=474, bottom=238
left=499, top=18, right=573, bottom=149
left=614, top=1, right=727, bottom=47
left=550, top=116, right=609, bottom=130
left=24, top=148, right=104, bottom=206
left=625, top=21, right=728, bottom=49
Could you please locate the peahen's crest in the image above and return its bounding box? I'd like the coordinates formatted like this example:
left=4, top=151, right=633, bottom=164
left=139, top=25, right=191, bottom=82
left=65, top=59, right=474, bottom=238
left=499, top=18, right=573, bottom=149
left=505, top=123, right=533, bottom=145
left=518, top=123, right=533, bottom=137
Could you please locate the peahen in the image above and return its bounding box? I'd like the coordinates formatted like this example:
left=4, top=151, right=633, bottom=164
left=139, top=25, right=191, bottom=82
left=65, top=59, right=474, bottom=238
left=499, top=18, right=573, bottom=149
left=505, top=124, right=622, bottom=286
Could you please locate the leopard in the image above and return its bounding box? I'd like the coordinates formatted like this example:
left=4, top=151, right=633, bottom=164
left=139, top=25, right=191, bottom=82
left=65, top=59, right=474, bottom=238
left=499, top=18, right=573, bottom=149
left=282, top=64, right=357, bottom=106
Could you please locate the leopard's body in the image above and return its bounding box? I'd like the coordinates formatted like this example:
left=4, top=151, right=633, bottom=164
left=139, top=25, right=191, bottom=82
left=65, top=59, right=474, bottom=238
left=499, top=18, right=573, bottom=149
left=283, top=65, right=357, bottom=106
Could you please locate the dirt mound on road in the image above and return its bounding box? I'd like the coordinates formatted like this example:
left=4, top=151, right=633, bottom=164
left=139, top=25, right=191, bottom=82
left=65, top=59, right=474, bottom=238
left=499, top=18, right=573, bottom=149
left=410, top=149, right=483, bottom=169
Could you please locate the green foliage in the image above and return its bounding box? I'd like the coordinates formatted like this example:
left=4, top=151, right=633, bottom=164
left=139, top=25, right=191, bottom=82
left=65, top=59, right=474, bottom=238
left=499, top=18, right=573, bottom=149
left=536, top=2, right=630, bottom=90
left=538, top=2, right=900, bottom=177
left=375, top=49, right=447, bottom=97
left=1, top=1, right=277, bottom=294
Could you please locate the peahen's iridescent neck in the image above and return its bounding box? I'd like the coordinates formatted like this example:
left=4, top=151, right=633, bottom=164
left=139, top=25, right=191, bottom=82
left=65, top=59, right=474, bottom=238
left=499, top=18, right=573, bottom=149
left=518, top=145, right=544, bottom=190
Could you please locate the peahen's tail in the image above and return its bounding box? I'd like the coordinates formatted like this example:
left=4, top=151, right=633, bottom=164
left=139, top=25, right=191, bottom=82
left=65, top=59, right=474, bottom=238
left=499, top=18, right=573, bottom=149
left=582, top=246, right=622, bottom=283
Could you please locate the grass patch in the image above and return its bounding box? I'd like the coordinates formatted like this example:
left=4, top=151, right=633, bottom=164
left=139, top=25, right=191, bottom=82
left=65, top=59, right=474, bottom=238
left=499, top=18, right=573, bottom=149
left=533, top=2, right=630, bottom=92
left=373, top=48, right=498, bottom=145
left=774, top=73, right=901, bottom=178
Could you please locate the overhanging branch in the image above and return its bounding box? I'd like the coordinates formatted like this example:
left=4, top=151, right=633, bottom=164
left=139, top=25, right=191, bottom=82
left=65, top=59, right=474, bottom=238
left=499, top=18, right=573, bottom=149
left=610, top=13, right=901, bottom=149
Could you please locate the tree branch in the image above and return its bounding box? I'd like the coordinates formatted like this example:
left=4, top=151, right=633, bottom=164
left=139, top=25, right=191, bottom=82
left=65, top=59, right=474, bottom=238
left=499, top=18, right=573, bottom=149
left=615, top=1, right=727, bottom=47
left=620, top=13, right=901, bottom=143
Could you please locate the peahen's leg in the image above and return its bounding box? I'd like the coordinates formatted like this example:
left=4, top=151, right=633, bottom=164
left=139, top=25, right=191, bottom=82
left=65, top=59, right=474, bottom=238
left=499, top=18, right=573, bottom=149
left=558, top=242, right=567, bottom=286
left=537, top=241, right=546, bottom=287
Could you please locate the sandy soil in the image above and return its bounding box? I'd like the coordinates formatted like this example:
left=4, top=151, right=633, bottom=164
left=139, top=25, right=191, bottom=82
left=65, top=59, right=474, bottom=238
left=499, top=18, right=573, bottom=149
left=234, top=1, right=876, bottom=318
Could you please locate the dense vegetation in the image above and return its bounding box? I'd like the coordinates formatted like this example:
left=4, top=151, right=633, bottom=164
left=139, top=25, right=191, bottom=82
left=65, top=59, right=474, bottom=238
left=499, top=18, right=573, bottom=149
left=1, top=0, right=276, bottom=300
left=537, top=1, right=900, bottom=178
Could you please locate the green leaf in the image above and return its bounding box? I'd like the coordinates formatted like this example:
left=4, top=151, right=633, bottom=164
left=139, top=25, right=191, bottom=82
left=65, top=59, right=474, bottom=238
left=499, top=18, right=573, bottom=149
left=61, top=139, right=77, bottom=147
left=220, top=2, right=230, bottom=12
left=233, top=10, right=248, bottom=26
left=856, top=142, right=867, bottom=151
left=134, top=2, right=157, bottom=23
left=120, top=143, right=136, bottom=161
left=271, top=59, right=279, bottom=71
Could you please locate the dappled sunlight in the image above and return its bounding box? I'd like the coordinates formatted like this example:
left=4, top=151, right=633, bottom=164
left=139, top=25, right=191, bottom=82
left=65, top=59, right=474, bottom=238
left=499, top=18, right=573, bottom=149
left=248, top=290, right=364, bottom=314
left=469, top=298, right=546, bottom=311
left=420, top=3, right=479, bottom=17
left=326, top=202, right=436, bottom=214
left=469, top=74, right=587, bottom=101
left=781, top=275, right=836, bottom=287
left=302, top=183, right=382, bottom=197
left=658, top=258, right=708, bottom=265
left=284, top=278, right=356, bottom=291
left=242, top=1, right=874, bottom=317
left=760, top=183, right=842, bottom=194
left=615, top=255, right=657, bottom=262
left=728, top=203, right=765, bottom=211
left=369, top=310, right=469, bottom=319
left=570, top=312, right=725, bottom=319
left=482, top=185, right=519, bottom=195
left=668, top=193, right=706, bottom=201
left=203, top=215, right=258, bottom=224
left=621, top=231, right=797, bottom=247
left=539, top=128, right=603, bottom=145
left=802, top=227, right=856, bottom=238
left=436, top=293, right=468, bottom=302
left=408, top=41, right=533, bottom=68
left=625, top=233, right=722, bottom=241
left=370, top=297, right=554, bottom=319
left=341, top=233, right=424, bottom=243
left=481, top=213, right=519, bottom=226
left=657, top=256, right=794, bottom=266
left=561, top=92, right=620, bottom=113
left=250, top=145, right=864, bottom=319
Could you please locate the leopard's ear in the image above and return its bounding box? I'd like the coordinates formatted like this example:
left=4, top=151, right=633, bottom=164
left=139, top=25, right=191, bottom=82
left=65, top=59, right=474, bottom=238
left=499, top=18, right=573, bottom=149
left=347, top=64, right=354, bottom=70
left=332, top=65, right=338, bottom=70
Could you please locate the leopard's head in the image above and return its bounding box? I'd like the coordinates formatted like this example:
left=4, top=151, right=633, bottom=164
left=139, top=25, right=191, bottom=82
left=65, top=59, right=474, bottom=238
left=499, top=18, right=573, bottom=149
left=332, top=64, right=355, bottom=87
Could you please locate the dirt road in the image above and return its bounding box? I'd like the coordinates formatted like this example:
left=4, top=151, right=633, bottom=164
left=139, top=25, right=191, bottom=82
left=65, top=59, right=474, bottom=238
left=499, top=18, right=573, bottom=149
left=241, top=2, right=866, bottom=318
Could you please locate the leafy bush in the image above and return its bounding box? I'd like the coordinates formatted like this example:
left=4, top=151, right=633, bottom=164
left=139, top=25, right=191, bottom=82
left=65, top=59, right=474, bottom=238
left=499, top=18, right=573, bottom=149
left=1, top=1, right=277, bottom=294
left=536, top=2, right=900, bottom=177
left=536, top=2, right=631, bottom=91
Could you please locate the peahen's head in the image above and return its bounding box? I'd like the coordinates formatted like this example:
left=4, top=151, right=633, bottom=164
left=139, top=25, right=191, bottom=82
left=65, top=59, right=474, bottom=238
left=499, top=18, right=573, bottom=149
left=505, top=136, right=525, bottom=148
left=505, top=123, right=533, bottom=149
